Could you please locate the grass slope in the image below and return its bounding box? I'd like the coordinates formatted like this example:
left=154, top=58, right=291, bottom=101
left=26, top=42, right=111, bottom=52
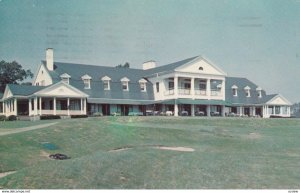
left=0, top=117, right=300, bottom=189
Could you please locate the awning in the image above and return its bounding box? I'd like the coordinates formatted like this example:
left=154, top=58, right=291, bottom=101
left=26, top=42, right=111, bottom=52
left=87, top=98, right=154, bottom=105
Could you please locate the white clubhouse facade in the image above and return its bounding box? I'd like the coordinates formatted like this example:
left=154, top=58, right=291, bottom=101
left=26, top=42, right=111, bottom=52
left=0, top=48, right=292, bottom=118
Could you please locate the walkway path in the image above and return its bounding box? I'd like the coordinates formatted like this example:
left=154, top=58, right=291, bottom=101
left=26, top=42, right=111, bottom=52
left=0, top=122, right=58, bottom=136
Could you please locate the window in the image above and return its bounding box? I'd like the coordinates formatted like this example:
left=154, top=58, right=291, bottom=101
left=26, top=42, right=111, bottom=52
left=200, top=80, right=206, bottom=90
left=122, top=82, right=128, bottom=91
left=244, top=86, right=251, bottom=97
left=103, top=80, right=110, bottom=90
left=83, top=79, right=90, bottom=89
left=156, top=82, right=159, bottom=92
left=140, top=82, right=146, bottom=92
left=139, top=78, right=147, bottom=92
left=199, top=67, right=203, bottom=71
left=81, top=74, right=92, bottom=89
left=101, top=76, right=111, bottom=90
left=232, top=88, right=237, bottom=96
left=168, top=78, right=174, bottom=90
left=60, top=73, right=71, bottom=84
left=256, top=87, right=262, bottom=98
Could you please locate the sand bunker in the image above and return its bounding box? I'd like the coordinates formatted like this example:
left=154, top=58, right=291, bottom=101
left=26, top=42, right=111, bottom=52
left=0, top=171, right=16, bottom=179
left=153, top=146, right=195, bottom=152
left=109, top=145, right=194, bottom=152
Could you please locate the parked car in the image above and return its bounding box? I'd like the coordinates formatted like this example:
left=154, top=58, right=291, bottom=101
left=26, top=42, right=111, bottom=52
left=195, top=111, right=205, bottom=116
left=180, top=111, right=189, bottom=116
left=165, top=111, right=173, bottom=116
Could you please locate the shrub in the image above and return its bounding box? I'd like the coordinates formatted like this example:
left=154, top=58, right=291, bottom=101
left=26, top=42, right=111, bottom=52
left=71, top=115, right=88, bottom=118
left=0, top=115, right=7, bottom=121
left=92, top=112, right=103, bottom=117
left=40, top=115, right=61, bottom=120
left=8, top=115, right=17, bottom=121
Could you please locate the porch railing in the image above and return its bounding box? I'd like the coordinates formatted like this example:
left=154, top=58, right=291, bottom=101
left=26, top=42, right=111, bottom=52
left=178, top=88, right=191, bottom=95
left=194, top=89, right=206, bottom=96
left=164, top=89, right=174, bottom=96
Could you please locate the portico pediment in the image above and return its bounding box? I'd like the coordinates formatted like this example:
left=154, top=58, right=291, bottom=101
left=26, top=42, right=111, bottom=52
left=35, top=81, right=88, bottom=97
left=266, top=95, right=292, bottom=105
left=175, top=56, right=227, bottom=76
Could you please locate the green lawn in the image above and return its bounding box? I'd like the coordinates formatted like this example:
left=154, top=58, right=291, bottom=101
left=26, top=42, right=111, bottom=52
left=0, top=117, right=300, bottom=189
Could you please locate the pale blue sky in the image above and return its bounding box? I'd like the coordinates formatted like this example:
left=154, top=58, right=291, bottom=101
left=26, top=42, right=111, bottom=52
left=0, top=0, right=299, bottom=102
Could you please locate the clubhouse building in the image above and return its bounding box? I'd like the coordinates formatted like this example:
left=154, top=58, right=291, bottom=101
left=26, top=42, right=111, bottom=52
left=0, top=48, right=292, bottom=118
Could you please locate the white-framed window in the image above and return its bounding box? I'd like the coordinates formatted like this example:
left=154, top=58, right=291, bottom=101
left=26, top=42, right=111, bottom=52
left=140, top=82, right=146, bottom=92
left=122, top=81, right=128, bottom=91
left=256, top=87, right=262, bottom=98
left=60, top=73, right=71, bottom=85
left=232, top=85, right=238, bottom=96
left=156, top=82, right=159, bottom=93
left=83, top=79, right=90, bottom=89
left=101, top=76, right=111, bottom=90
left=244, top=86, right=251, bottom=97
left=81, top=74, right=92, bottom=89
left=120, top=77, right=130, bottom=91
left=103, top=80, right=110, bottom=90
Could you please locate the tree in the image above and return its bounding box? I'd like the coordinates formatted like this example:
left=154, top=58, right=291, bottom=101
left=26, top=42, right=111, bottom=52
left=116, top=62, right=130, bottom=68
left=0, top=60, right=33, bottom=92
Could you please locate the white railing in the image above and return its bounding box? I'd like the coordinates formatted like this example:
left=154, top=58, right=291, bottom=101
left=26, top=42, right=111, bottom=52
left=210, top=90, right=222, bottom=96
left=195, top=89, right=206, bottom=96
left=69, top=110, right=82, bottom=115
left=41, top=110, right=54, bottom=115
left=178, top=88, right=191, bottom=95
left=164, top=89, right=175, bottom=96
left=41, top=110, right=82, bottom=115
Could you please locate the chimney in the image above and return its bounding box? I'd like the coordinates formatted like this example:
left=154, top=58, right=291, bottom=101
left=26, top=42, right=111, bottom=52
left=46, top=48, right=54, bottom=71
left=142, top=60, right=156, bottom=70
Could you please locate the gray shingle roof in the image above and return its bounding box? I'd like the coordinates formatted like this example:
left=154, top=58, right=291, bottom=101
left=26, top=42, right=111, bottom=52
left=7, top=84, right=45, bottom=96
left=225, top=77, right=277, bottom=105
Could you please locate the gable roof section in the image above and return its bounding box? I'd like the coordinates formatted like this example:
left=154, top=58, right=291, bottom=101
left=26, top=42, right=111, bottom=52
left=265, top=94, right=292, bottom=105
left=144, top=56, right=199, bottom=76
left=7, top=84, right=45, bottom=97
left=225, top=77, right=268, bottom=105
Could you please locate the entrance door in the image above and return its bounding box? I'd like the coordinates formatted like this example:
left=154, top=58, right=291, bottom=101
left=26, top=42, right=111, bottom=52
left=102, top=104, right=110, bottom=116
left=121, top=105, right=129, bottom=116
left=256, top=107, right=262, bottom=117
left=244, top=107, right=250, bottom=116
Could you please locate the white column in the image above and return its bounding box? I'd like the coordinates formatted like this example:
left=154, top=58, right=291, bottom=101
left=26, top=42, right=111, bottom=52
left=174, top=76, right=178, bottom=97
left=174, top=103, right=178, bottom=117
left=53, top=97, right=56, bottom=115
left=83, top=98, right=86, bottom=115
left=221, top=105, right=225, bottom=117
left=2, top=101, right=5, bottom=114
left=34, top=97, right=38, bottom=115
left=39, top=97, right=42, bottom=115
left=273, top=106, right=275, bottom=115
left=240, top=106, right=243, bottom=116
left=280, top=106, right=283, bottom=115
left=191, top=104, right=195, bottom=116
left=28, top=99, right=32, bottom=116
left=206, top=105, right=211, bottom=117
left=67, top=98, right=70, bottom=116
left=191, top=77, right=195, bottom=97
left=253, top=107, right=256, bottom=116
left=14, top=98, right=17, bottom=116
left=80, top=98, right=83, bottom=114
left=288, top=106, right=291, bottom=116
left=206, top=79, right=211, bottom=98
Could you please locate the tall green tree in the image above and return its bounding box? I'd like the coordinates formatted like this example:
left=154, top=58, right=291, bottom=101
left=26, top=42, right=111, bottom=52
left=0, top=60, right=33, bottom=92
left=116, top=62, right=130, bottom=68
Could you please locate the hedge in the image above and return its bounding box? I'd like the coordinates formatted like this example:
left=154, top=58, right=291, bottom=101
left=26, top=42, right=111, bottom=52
left=40, top=115, right=61, bottom=120
left=0, top=115, right=7, bottom=121
left=71, top=115, right=88, bottom=118
left=8, top=115, right=17, bottom=121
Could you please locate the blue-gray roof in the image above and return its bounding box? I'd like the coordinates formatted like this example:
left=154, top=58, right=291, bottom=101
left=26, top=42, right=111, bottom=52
left=7, top=84, right=45, bottom=96
left=225, top=77, right=277, bottom=105
left=0, top=92, right=3, bottom=99
left=46, top=61, right=154, bottom=101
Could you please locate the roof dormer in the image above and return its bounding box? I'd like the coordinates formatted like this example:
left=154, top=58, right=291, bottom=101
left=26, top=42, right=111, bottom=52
left=101, top=76, right=111, bottom=90
left=120, top=77, right=130, bottom=91
left=138, top=78, right=147, bottom=92
left=244, top=86, right=251, bottom=97
left=256, top=86, right=262, bottom=98
left=231, top=85, right=238, bottom=96
left=60, top=73, right=71, bottom=84
left=81, top=74, right=92, bottom=89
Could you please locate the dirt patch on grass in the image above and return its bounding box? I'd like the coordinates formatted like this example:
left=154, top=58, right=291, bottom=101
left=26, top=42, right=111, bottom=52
left=40, top=150, right=51, bottom=159
left=248, top=132, right=261, bottom=139
left=109, top=145, right=195, bottom=152
left=0, top=171, right=16, bottom=179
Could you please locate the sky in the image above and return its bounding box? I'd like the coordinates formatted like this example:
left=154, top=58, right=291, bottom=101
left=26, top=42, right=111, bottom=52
left=0, top=0, right=299, bottom=102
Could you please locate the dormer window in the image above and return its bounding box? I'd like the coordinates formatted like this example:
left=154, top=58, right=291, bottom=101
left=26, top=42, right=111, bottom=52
left=244, top=86, right=251, bottom=97
left=81, top=74, right=92, bottom=89
left=139, top=79, right=147, bottom=92
left=256, top=87, right=262, bottom=98
left=101, top=76, right=111, bottom=90
left=60, top=73, right=71, bottom=84
left=120, top=77, right=130, bottom=91
left=232, top=85, right=238, bottom=96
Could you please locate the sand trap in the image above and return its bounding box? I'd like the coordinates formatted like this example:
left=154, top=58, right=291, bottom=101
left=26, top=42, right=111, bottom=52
left=109, top=145, right=195, bottom=152
left=0, top=171, right=16, bottom=179
left=154, top=146, right=195, bottom=152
